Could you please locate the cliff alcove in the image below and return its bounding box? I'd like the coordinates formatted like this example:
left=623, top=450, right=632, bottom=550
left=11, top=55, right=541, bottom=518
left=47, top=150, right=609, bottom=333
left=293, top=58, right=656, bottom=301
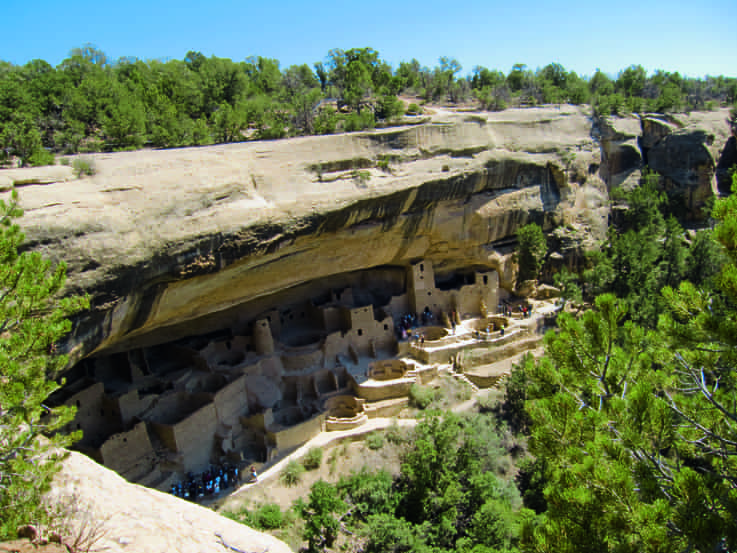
left=4, top=105, right=731, bottom=490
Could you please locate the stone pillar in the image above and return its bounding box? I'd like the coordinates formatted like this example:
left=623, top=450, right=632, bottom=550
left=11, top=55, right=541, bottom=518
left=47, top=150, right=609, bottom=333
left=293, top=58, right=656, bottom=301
left=253, top=318, right=275, bottom=355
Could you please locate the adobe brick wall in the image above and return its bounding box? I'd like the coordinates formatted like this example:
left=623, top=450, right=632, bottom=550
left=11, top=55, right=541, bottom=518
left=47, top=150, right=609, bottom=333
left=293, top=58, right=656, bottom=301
left=214, top=374, right=248, bottom=424
left=99, top=421, right=154, bottom=474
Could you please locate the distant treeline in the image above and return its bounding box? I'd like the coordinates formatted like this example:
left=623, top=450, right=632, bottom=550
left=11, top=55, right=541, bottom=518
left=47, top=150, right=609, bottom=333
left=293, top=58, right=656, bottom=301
left=1, top=45, right=736, bottom=166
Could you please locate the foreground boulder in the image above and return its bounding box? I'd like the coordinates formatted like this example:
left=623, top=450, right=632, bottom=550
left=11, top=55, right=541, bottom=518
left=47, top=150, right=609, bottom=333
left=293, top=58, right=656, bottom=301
left=44, top=450, right=292, bottom=553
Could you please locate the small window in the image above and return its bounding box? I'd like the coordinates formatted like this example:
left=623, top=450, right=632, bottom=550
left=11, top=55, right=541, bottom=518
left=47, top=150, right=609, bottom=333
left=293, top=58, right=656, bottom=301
left=76, top=400, right=80, bottom=408
left=483, top=275, right=488, bottom=285
left=384, top=324, right=389, bottom=331
left=427, top=291, right=432, bottom=296
left=420, top=263, right=424, bottom=272
left=357, top=329, right=363, bottom=336
left=226, top=341, right=231, bottom=350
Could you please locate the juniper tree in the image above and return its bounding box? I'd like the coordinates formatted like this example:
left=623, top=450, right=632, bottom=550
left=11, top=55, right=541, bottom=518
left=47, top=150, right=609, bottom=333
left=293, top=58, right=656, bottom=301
left=0, top=189, right=88, bottom=539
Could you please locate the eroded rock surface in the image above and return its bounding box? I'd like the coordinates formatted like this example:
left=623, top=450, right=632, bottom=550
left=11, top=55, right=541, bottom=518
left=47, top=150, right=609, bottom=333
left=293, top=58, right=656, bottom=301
left=5, top=107, right=729, bottom=361
left=45, top=450, right=292, bottom=553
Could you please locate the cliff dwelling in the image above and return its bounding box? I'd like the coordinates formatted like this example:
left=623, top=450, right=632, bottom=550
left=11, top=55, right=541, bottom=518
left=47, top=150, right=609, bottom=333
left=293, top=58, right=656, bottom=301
left=16, top=105, right=729, bottom=497
left=50, top=259, right=552, bottom=491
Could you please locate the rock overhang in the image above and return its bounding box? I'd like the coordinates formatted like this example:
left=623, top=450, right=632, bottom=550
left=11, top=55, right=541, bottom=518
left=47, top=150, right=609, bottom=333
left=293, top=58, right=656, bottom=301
left=2, top=105, right=729, bottom=363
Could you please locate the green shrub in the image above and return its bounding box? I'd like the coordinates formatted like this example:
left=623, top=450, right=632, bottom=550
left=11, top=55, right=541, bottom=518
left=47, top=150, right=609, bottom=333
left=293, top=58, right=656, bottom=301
left=464, top=114, right=487, bottom=124
left=352, top=169, right=370, bottom=186
left=375, top=95, right=404, bottom=121
left=409, top=383, right=439, bottom=409
left=281, top=460, right=305, bottom=487
left=27, top=149, right=55, bottom=167
left=59, top=157, right=71, bottom=166
left=342, top=110, right=375, bottom=132
left=226, top=503, right=286, bottom=530
left=385, top=421, right=407, bottom=444
left=406, top=103, right=422, bottom=115
left=366, top=432, right=384, bottom=450
left=302, top=447, right=323, bottom=470
left=254, top=503, right=284, bottom=529
left=442, top=164, right=450, bottom=172
left=314, top=107, right=339, bottom=135
left=337, top=468, right=397, bottom=518
left=72, top=157, right=96, bottom=178
left=376, top=157, right=391, bottom=172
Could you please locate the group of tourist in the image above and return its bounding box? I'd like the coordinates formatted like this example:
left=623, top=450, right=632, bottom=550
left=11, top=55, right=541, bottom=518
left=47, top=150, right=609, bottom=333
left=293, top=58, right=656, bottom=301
left=498, top=301, right=532, bottom=318
left=169, top=463, right=242, bottom=500
left=397, top=307, right=437, bottom=341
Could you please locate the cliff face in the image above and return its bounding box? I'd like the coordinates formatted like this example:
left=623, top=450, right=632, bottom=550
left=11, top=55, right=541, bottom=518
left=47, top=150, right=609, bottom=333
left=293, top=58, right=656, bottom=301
left=3, top=106, right=730, bottom=363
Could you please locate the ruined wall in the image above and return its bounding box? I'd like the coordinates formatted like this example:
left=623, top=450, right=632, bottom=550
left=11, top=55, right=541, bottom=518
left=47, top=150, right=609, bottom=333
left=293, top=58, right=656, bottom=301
left=267, top=412, right=325, bottom=453
left=171, top=403, right=218, bottom=472
left=64, top=381, right=116, bottom=445
left=213, top=374, right=249, bottom=425
left=98, top=421, right=154, bottom=474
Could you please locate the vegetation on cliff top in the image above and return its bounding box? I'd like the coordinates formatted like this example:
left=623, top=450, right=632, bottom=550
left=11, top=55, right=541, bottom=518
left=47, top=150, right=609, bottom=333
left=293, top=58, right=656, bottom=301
left=1, top=44, right=735, bottom=166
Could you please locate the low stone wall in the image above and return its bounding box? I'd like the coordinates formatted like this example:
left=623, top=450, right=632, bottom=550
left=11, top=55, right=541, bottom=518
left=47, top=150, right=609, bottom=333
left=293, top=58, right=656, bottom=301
left=467, top=316, right=509, bottom=332
left=364, top=397, right=409, bottom=418
left=368, top=359, right=408, bottom=380
left=421, top=326, right=449, bottom=341
left=267, top=412, right=325, bottom=453
left=352, top=378, right=414, bottom=402
left=325, top=413, right=368, bottom=431
left=464, top=373, right=507, bottom=389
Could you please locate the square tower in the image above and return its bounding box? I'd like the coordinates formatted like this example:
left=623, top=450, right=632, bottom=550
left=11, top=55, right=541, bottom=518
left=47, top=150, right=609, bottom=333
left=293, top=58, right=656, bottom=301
left=407, top=260, right=436, bottom=314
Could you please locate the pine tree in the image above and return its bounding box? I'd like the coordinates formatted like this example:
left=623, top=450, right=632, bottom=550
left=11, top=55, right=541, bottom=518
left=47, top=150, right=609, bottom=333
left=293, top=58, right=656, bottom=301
left=0, top=189, right=88, bottom=539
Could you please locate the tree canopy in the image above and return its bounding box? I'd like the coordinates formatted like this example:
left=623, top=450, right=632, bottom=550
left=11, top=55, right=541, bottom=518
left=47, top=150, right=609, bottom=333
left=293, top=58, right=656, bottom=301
left=1, top=45, right=734, bottom=165
left=0, top=189, right=88, bottom=539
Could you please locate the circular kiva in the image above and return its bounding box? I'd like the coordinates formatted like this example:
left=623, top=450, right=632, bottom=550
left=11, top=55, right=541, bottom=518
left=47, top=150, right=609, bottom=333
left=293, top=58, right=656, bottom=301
left=368, top=359, right=409, bottom=381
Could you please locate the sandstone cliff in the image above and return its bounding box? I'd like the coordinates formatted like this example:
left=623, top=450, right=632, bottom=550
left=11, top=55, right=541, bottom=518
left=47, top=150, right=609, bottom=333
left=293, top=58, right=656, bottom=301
left=44, top=450, right=293, bottom=553
left=1, top=106, right=730, bottom=363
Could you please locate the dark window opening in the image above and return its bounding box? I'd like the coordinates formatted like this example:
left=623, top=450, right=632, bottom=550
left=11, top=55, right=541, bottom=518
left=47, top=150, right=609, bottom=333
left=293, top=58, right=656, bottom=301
left=226, top=341, right=232, bottom=350
left=420, top=263, right=424, bottom=272
left=384, top=324, right=389, bottom=331
left=483, top=275, right=488, bottom=285
left=357, top=329, right=363, bottom=336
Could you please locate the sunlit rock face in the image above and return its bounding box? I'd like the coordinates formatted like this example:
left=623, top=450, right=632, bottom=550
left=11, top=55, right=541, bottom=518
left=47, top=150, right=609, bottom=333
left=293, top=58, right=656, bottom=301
left=6, top=106, right=729, bottom=363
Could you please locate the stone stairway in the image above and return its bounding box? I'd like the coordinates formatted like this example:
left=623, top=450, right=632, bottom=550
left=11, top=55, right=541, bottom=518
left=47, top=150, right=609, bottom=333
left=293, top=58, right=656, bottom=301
left=450, top=371, right=480, bottom=392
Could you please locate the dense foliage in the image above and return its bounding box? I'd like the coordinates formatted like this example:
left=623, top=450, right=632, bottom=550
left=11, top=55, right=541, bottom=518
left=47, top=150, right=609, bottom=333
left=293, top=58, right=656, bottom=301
left=0, top=190, right=88, bottom=539
left=499, top=172, right=737, bottom=552
left=1, top=45, right=735, bottom=165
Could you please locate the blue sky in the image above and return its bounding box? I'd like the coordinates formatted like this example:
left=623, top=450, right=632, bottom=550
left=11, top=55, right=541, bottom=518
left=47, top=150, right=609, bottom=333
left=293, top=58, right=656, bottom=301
left=2, top=0, right=735, bottom=78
